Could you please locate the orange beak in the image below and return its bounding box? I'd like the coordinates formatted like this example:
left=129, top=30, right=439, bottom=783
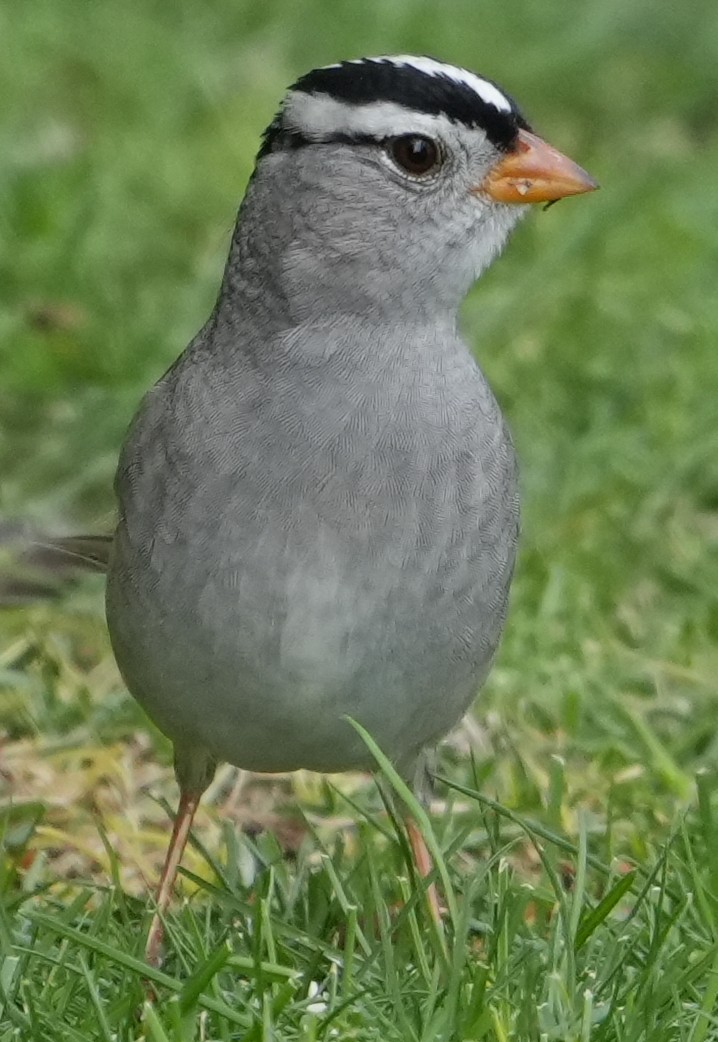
left=478, top=128, right=598, bottom=204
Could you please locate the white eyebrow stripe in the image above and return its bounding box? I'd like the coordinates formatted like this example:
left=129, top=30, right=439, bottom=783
left=335, top=55, right=513, bottom=114
left=282, top=92, right=471, bottom=142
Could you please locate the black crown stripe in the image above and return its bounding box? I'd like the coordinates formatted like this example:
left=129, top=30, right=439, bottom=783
left=258, top=58, right=530, bottom=160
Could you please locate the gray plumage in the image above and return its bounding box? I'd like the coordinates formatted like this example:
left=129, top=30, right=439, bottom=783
left=105, top=63, right=524, bottom=787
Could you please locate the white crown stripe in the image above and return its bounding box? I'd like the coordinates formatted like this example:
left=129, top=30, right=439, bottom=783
left=325, top=55, right=512, bottom=114
left=283, top=93, right=463, bottom=143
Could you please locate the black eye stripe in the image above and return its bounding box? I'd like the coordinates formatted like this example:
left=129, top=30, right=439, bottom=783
left=257, top=130, right=445, bottom=178
left=257, top=129, right=377, bottom=158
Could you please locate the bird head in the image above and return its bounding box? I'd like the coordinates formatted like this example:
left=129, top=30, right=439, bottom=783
left=234, top=56, right=597, bottom=321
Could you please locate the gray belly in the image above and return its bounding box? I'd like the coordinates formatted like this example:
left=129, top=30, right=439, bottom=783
left=106, top=459, right=518, bottom=776
left=107, top=338, right=520, bottom=776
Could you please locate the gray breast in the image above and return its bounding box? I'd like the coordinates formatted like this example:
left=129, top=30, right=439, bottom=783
left=106, top=322, right=519, bottom=775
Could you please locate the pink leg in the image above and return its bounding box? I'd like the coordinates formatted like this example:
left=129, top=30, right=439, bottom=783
left=405, top=815, right=443, bottom=927
left=145, top=788, right=201, bottom=967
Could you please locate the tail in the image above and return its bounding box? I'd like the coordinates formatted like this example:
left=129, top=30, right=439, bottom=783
left=0, top=523, right=112, bottom=605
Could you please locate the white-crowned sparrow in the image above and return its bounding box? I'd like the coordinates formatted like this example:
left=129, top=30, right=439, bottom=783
left=34, top=56, right=598, bottom=962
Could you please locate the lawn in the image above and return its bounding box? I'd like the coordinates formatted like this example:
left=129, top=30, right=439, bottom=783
left=2, top=0, right=718, bottom=1038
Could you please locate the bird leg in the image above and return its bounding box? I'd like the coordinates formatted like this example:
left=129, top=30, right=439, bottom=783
left=145, top=743, right=217, bottom=968
left=379, top=755, right=444, bottom=927
left=405, top=813, right=443, bottom=927
left=145, top=787, right=201, bottom=967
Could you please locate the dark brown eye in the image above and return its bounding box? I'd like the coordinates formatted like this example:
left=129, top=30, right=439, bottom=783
left=388, top=135, right=441, bottom=177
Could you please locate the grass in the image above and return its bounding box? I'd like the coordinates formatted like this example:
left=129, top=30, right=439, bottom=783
left=2, top=0, right=718, bottom=1037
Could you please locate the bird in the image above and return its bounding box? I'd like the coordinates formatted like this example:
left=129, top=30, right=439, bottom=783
left=12, top=55, right=597, bottom=965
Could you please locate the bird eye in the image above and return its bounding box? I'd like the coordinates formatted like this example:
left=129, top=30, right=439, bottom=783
left=387, top=135, right=441, bottom=177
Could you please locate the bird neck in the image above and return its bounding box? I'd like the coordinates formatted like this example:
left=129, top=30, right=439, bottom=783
left=217, top=162, right=469, bottom=334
